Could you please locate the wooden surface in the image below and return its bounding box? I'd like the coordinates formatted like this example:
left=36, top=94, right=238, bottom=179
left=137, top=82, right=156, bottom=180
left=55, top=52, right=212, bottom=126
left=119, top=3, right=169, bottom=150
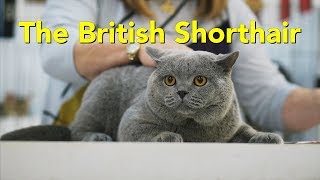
left=1, top=142, right=320, bottom=180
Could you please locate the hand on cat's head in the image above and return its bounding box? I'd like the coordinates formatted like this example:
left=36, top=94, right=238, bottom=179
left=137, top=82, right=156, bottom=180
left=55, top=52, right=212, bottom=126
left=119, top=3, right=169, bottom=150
left=145, top=47, right=240, bottom=125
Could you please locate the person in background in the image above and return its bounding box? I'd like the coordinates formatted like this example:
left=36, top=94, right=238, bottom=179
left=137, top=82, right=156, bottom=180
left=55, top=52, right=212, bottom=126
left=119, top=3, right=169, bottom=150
left=41, top=0, right=320, bottom=141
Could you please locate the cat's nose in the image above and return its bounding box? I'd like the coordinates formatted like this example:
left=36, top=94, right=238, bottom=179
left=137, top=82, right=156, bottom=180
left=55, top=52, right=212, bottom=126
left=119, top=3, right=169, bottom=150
left=177, top=91, right=189, bottom=99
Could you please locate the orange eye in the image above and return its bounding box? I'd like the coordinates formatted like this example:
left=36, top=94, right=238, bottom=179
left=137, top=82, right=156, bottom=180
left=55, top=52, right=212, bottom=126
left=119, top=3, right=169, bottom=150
left=164, top=75, right=176, bottom=86
left=194, top=76, right=207, bottom=86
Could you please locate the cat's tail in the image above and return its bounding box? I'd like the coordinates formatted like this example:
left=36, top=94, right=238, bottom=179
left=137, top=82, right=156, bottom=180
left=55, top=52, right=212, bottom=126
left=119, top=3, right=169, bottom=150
left=0, top=125, right=71, bottom=141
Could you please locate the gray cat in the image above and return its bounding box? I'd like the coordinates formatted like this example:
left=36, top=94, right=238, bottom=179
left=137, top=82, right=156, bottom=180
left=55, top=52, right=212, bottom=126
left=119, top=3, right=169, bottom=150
left=70, top=47, right=283, bottom=143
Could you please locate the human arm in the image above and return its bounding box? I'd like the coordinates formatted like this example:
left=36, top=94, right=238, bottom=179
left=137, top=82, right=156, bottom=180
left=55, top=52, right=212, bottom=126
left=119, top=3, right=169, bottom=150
left=40, top=0, right=136, bottom=83
left=283, top=88, right=320, bottom=131
left=41, top=0, right=191, bottom=82
left=75, top=39, right=191, bottom=80
left=40, top=0, right=100, bottom=85
left=227, top=0, right=320, bottom=132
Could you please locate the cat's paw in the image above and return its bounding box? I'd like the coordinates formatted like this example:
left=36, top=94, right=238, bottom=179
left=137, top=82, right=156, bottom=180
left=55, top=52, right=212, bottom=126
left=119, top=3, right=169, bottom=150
left=152, top=132, right=183, bottom=142
left=249, top=132, right=283, bottom=144
left=82, top=133, right=113, bottom=141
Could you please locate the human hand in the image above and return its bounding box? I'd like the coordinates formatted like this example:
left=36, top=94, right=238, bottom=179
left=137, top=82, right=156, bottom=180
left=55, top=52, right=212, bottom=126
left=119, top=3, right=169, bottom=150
left=74, top=40, right=192, bottom=81
left=74, top=42, right=131, bottom=80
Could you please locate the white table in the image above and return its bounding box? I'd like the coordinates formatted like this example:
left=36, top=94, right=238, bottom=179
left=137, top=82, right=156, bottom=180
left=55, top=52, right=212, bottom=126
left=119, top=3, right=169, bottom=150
left=1, top=142, right=320, bottom=180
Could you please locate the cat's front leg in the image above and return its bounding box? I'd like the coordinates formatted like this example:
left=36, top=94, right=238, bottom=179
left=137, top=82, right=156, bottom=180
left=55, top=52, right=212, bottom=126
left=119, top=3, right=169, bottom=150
left=248, top=132, right=283, bottom=144
left=230, top=124, right=283, bottom=144
left=152, top=131, right=183, bottom=142
left=82, top=132, right=112, bottom=141
left=118, top=121, right=183, bottom=142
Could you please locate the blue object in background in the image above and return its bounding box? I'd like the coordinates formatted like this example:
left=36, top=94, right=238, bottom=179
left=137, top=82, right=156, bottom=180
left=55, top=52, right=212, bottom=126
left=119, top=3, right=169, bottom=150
left=0, top=0, right=15, bottom=37
left=0, top=0, right=4, bottom=36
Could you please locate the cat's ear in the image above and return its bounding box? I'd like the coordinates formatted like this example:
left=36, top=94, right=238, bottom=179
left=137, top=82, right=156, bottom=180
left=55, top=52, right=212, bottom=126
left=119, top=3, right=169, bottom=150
left=216, top=51, right=239, bottom=72
left=145, top=46, right=166, bottom=64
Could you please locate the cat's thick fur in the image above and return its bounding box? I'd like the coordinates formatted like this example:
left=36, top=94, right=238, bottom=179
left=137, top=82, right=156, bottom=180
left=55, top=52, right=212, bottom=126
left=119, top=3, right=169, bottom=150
left=70, top=47, right=283, bottom=143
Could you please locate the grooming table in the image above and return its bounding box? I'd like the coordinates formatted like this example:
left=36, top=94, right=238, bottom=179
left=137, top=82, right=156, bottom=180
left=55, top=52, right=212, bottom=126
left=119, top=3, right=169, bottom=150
left=1, top=142, right=319, bottom=180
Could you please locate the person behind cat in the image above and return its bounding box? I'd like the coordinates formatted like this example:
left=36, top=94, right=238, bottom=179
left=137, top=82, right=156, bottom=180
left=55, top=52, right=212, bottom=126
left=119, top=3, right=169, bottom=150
left=41, top=0, right=320, bottom=140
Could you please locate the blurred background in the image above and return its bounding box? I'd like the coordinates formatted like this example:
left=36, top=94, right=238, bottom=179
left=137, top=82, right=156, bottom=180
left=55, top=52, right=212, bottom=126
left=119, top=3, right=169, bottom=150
left=0, top=0, right=319, bottom=140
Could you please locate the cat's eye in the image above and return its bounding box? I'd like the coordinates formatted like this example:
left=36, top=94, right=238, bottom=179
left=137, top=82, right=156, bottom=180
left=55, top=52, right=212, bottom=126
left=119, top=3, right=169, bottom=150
left=164, top=75, right=176, bottom=86
left=194, top=76, right=207, bottom=86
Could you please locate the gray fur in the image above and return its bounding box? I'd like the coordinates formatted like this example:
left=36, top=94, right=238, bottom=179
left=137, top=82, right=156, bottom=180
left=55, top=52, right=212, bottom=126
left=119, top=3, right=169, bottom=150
left=70, top=47, right=283, bottom=144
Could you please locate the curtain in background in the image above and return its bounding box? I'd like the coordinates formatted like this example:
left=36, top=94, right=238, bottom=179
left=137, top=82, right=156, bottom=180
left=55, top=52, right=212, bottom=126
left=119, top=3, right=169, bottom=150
left=0, top=0, right=47, bottom=118
left=0, top=40, right=49, bottom=116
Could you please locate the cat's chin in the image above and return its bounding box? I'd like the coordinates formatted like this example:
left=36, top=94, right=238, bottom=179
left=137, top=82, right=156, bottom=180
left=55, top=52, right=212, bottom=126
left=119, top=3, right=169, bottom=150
left=176, top=105, right=196, bottom=116
left=176, top=110, right=193, bottom=115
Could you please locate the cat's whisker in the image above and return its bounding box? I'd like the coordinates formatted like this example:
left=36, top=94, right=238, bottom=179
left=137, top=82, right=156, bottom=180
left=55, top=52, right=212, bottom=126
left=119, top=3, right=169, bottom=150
left=166, top=102, right=177, bottom=107
left=190, top=97, right=203, bottom=104
left=165, top=96, right=174, bottom=99
left=188, top=101, right=202, bottom=108
left=165, top=101, right=174, bottom=104
left=165, top=98, right=175, bottom=103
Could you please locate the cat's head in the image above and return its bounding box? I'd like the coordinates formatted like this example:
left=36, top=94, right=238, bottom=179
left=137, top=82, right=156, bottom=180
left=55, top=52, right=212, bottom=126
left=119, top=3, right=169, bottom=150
left=145, top=47, right=239, bottom=126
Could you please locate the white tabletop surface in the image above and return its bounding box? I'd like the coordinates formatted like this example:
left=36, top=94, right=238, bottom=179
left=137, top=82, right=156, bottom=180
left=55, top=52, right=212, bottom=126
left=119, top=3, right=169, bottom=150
left=1, top=142, right=320, bottom=180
